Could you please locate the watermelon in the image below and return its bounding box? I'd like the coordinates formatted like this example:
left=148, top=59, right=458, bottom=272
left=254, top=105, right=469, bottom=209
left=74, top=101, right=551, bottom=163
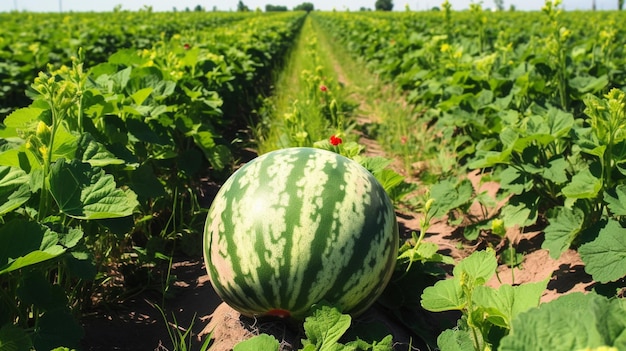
left=203, top=147, right=398, bottom=319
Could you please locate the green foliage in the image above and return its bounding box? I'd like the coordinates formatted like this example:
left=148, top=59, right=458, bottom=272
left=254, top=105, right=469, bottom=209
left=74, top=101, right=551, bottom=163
left=234, top=304, right=393, bottom=351
left=421, top=250, right=548, bottom=351
left=499, top=292, right=626, bottom=351
left=0, top=11, right=307, bottom=349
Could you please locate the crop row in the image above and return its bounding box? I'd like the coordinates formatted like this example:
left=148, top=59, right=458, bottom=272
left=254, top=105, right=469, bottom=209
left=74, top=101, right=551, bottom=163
left=313, top=5, right=626, bottom=349
left=313, top=3, right=626, bottom=284
left=0, top=10, right=284, bottom=119
left=0, top=11, right=305, bottom=349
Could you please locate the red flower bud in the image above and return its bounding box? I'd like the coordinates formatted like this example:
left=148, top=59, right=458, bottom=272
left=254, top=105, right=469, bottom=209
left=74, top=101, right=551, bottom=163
left=330, top=135, right=342, bottom=146
left=320, top=85, right=328, bottom=92
left=183, top=43, right=190, bottom=50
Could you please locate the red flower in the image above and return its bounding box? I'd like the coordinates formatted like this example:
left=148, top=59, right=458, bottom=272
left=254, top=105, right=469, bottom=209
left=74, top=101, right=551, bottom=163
left=183, top=43, right=190, bottom=50
left=320, top=85, right=328, bottom=92
left=400, top=135, right=408, bottom=145
left=330, top=135, right=342, bottom=146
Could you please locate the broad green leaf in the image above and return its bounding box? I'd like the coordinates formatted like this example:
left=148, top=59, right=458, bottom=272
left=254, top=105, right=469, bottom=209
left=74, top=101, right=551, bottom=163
left=58, top=228, right=83, bottom=249
left=233, top=334, right=279, bottom=351
left=129, top=163, right=166, bottom=201
left=436, top=329, right=474, bottom=351
left=49, top=125, right=77, bottom=162
left=542, top=157, right=569, bottom=185
left=545, top=107, right=575, bottom=139
left=193, top=132, right=232, bottom=171
left=32, top=309, right=83, bottom=351
left=578, top=220, right=626, bottom=283
left=0, top=166, right=31, bottom=215
left=562, top=167, right=603, bottom=199
left=345, top=335, right=392, bottom=351
left=453, top=249, right=498, bottom=288
left=373, top=168, right=405, bottom=194
left=0, top=107, right=45, bottom=137
left=570, top=75, right=609, bottom=94
left=500, top=293, right=626, bottom=351
left=76, top=133, right=124, bottom=167
left=108, top=49, right=150, bottom=66
left=0, top=249, right=65, bottom=275
left=420, top=278, right=465, bottom=312
left=302, top=305, right=351, bottom=351
left=111, top=66, right=132, bottom=90
left=501, top=192, right=540, bottom=227
left=542, top=207, right=585, bottom=259
left=0, top=220, right=65, bottom=275
left=473, top=280, right=548, bottom=329
left=497, top=166, right=533, bottom=195
left=358, top=156, right=393, bottom=174
left=0, top=323, right=32, bottom=351
left=130, top=87, right=153, bottom=105
left=49, top=159, right=138, bottom=219
left=205, top=144, right=232, bottom=171
left=604, top=185, right=626, bottom=216
left=429, top=178, right=474, bottom=218
left=16, top=272, right=68, bottom=311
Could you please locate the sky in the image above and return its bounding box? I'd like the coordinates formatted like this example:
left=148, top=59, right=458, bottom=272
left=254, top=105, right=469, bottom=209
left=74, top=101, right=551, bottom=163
left=0, top=0, right=619, bottom=12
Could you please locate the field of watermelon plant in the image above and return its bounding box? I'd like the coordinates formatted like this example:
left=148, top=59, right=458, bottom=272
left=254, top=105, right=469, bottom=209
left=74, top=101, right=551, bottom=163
left=1, top=2, right=626, bottom=350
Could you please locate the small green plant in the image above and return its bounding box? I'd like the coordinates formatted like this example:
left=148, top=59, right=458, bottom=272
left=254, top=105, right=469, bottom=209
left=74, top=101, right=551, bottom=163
left=155, top=305, right=213, bottom=351
left=397, top=198, right=454, bottom=272
left=233, top=304, right=393, bottom=351
left=420, top=249, right=548, bottom=351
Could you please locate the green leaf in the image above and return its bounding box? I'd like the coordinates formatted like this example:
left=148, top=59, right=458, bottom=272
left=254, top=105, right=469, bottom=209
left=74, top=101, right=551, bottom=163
left=233, top=334, right=279, bottom=351
left=562, top=167, right=603, bottom=199
left=604, top=185, right=626, bottom=216
left=193, top=131, right=232, bottom=171
left=570, top=75, right=609, bottom=94
left=501, top=192, right=540, bottom=227
left=49, top=159, right=138, bottom=219
left=542, top=157, right=569, bottom=184
left=0, top=107, right=44, bottom=138
left=373, top=168, right=405, bottom=194
left=75, top=133, right=124, bottom=167
left=108, top=49, right=150, bottom=66
left=437, top=329, right=475, bottom=351
left=578, top=220, right=626, bottom=283
left=542, top=206, right=585, bottom=259
left=49, top=125, right=77, bottom=162
left=359, top=156, right=393, bottom=174
left=130, top=87, right=153, bottom=105
left=302, top=305, right=351, bottom=351
left=545, top=107, right=575, bottom=139
left=58, top=228, right=83, bottom=249
left=420, top=278, right=465, bottom=312
left=500, top=292, right=626, bottom=351
left=0, top=166, right=31, bottom=216
left=0, top=220, right=65, bottom=275
left=32, top=309, right=83, bottom=351
left=498, top=166, right=533, bottom=195
left=453, top=249, right=498, bottom=288
left=16, top=272, right=68, bottom=312
left=473, top=280, right=548, bottom=329
left=0, top=323, right=32, bottom=351
left=429, top=178, right=474, bottom=218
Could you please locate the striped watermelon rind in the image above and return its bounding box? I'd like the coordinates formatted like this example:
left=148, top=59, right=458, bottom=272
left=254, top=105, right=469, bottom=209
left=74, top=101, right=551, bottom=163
left=204, top=147, right=398, bottom=319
